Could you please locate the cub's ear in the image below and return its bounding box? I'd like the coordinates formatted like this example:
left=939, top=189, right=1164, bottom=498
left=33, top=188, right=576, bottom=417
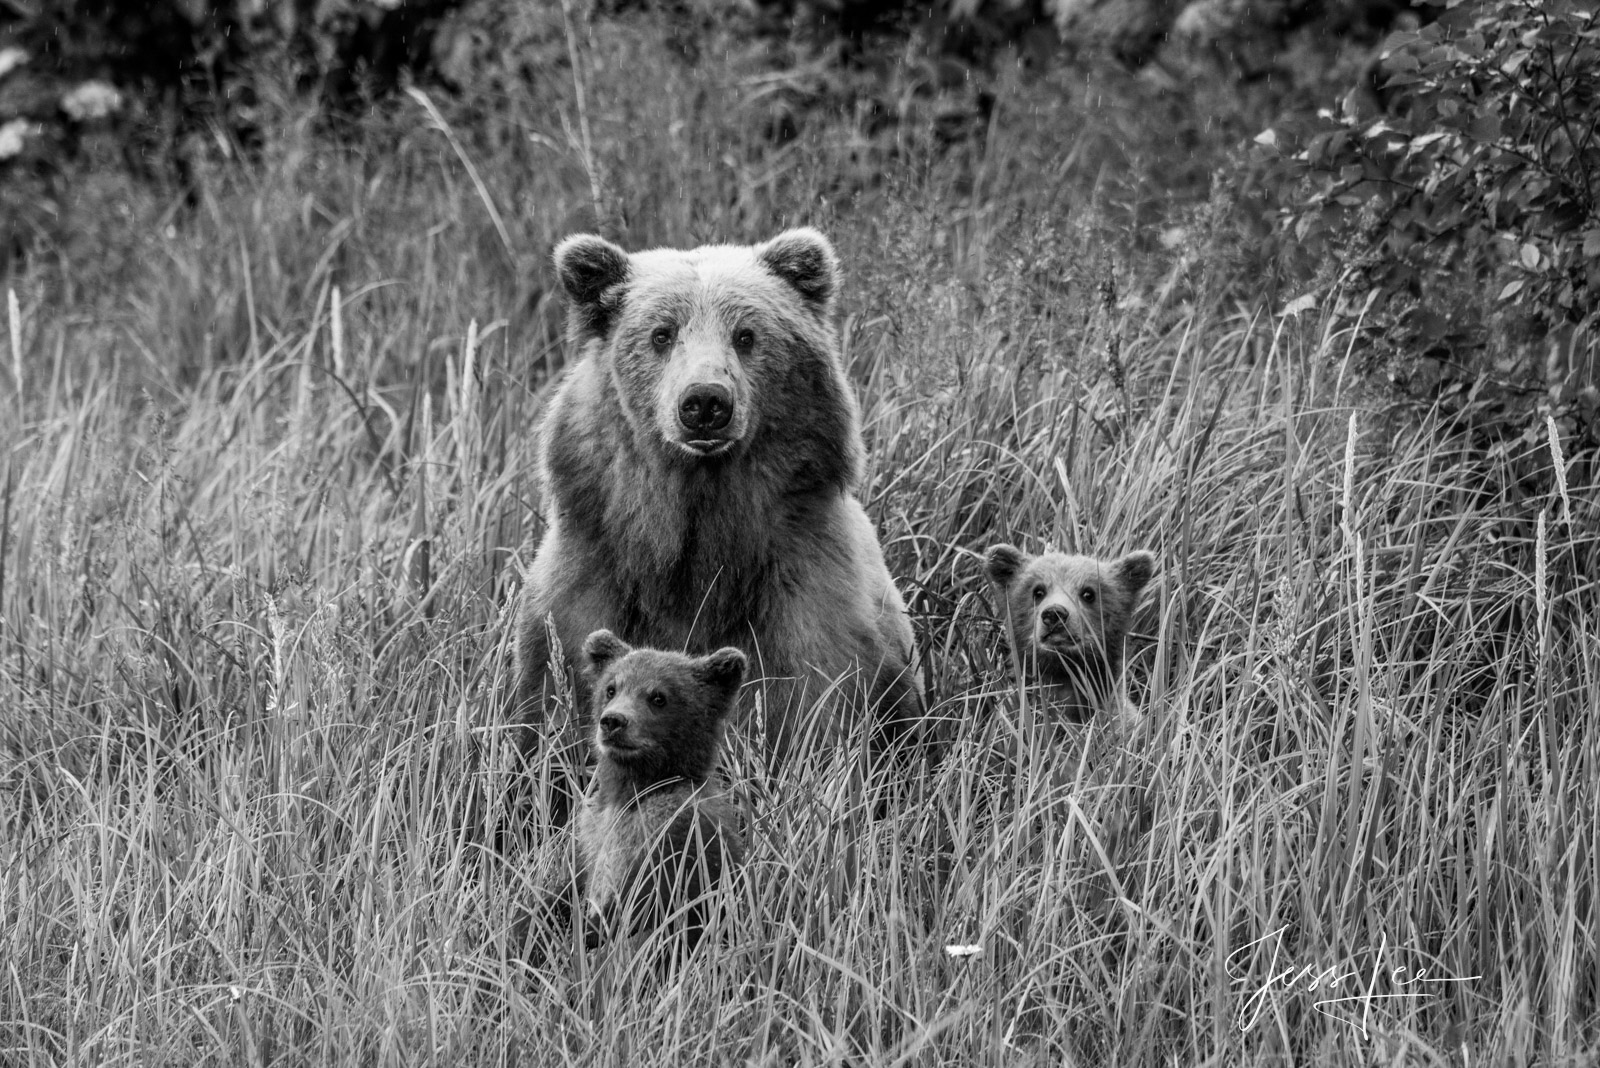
left=554, top=234, right=630, bottom=306
left=697, top=646, right=748, bottom=697
left=582, top=629, right=632, bottom=679
left=1113, top=551, right=1156, bottom=598
left=984, top=544, right=1029, bottom=588
left=757, top=228, right=839, bottom=311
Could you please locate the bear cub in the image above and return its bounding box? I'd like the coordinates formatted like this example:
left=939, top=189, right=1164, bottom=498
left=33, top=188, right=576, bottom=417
left=985, top=545, right=1156, bottom=726
left=575, top=629, right=747, bottom=956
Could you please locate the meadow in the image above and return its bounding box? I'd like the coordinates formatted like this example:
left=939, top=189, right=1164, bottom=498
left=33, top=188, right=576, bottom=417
left=2, top=10, right=1597, bottom=1065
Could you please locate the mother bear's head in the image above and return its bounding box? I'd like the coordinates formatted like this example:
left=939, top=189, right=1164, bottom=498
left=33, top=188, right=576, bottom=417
left=551, top=228, right=860, bottom=487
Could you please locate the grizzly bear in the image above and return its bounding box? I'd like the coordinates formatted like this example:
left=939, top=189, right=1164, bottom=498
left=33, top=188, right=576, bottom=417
left=575, top=630, right=747, bottom=956
left=512, top=228, right=923, bottom=822
left=984, top=545, right=1156, bottom=725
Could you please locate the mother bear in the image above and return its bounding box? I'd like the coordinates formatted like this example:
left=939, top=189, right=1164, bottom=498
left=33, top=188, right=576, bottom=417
left=512, top=228, right=924, bottom=820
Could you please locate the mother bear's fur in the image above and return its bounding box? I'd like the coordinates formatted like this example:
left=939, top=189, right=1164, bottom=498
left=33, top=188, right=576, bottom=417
left=512, top=228, right=923, bottom=822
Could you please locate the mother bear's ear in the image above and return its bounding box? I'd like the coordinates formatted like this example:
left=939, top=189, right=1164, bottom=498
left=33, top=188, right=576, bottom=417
left=758, top=228, right=840, bottom=312
left=554, top=234, right=631, bottom=306
left=555, top=234, right=631, bottom=339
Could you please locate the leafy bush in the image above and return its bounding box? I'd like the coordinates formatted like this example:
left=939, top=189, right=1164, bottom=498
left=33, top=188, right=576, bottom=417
left=1260, top=0, right=1600, bottom=437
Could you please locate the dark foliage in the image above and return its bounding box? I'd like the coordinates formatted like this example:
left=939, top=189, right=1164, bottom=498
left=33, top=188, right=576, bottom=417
left=1258, top=0, right=1599, bottom=449
left=0, top=0, right=465, bottom=263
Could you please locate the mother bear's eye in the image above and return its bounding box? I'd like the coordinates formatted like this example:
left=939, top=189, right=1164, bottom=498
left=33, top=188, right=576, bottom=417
left=605, top=683, right=617, bottom=700
left=648, top=691, right=667, bottom=708
left=651, top=326, right=675, bottom=350
left=1080, top=588, right=1097, bottom=605
left=733, top=327, right=756, bottom=354
left=1031, top=585, right=1047, bottom=603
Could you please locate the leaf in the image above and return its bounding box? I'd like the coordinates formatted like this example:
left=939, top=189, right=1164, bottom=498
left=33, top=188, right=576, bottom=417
left=1380, top=31, right=1420, bottom=57
left=1584, top=230, right=1600, bottom=257
left=1468, top=113, right=1502, bottom=142
left=1521, top=242, right=1541, bottom=269
left=1499, top=278, right=1526, bottom=300
left=1409, top=130, right=1452, bottom=152
left=1254, top=128, right=1277, bottom=147
left=1282, top=293, right=1319, bottom=316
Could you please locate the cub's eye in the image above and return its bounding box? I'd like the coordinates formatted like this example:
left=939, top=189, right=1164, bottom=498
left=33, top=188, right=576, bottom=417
left=648, top=691, right=667, bottom=708
left=604, top=684, right=617, bottom=700
left=1080, top=588, right=1097, bottom=605
left=733, top=327, right=756, bottom=353
left=651, top=326, right=675, bottom=350
left=1031, top=585, right=1048, bottom=603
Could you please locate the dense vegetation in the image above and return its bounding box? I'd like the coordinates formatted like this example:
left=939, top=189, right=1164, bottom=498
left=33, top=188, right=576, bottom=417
left=2, top=0, right=1596, bottom=1064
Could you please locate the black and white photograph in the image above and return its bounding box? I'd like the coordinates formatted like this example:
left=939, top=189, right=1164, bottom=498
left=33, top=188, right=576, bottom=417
left=1, top=0, right=1597, bottom=1062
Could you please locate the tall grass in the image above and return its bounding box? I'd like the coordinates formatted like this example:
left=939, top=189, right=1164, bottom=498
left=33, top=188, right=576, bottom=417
left=2, top=13, right=1597, bottom=1066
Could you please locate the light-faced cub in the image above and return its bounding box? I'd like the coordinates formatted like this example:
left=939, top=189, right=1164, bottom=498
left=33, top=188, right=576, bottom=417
left=985, top=545, right=1156, bottom=726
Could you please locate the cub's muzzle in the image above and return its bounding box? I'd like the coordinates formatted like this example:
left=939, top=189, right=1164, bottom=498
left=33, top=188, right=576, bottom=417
left=597, top=712, right=634, bottom=751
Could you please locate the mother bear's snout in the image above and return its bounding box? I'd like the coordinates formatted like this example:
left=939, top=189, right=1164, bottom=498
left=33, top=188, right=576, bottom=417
left=679, top=382, right=734, bottom=433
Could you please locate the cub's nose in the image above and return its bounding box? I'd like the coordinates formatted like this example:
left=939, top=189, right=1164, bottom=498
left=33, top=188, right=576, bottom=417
left=1040, top=606, right=1070, bottom=631
left=679, top=383, right=733, bottom=433
left=598, top=713, right=628, bottom=737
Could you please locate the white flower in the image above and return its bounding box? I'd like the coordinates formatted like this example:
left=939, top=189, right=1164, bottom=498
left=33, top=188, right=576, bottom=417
left=61, top=81, right=123, bottom=122
left=0, top=119, right=30, bottom=161
left=0, top=47, right=28, bottom=80
left=944, top=944, right=983, bottom=958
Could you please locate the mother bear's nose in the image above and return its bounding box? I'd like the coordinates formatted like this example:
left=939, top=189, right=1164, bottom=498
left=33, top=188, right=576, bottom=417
left=679, top=383, right=733, bottom=432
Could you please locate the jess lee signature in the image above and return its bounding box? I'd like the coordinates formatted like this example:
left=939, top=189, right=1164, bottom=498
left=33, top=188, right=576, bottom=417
left=1227, top=927, right=1480, bottom=1036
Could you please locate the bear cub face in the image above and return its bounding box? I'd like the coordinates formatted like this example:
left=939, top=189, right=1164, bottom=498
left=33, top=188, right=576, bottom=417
left=552, top=228, right=843, bottom=464
left=985, top=545, right=1156, bottom=721
left=582, top=630, right=747, bottom=787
